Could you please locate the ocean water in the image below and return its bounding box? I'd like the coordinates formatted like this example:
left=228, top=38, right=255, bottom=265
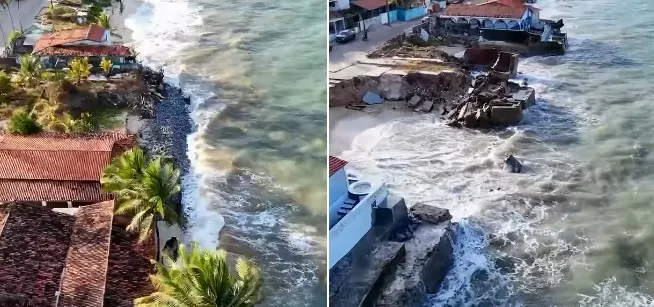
left=339, top=0, right=654, bottom=305
left=123, top=0, right=327, bottom=306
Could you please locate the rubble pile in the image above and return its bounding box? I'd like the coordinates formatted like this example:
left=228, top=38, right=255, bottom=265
left=445, top=75, right=535, bottom=128
left=367, top=34, right=465, bottom=66
left=329, top=71, right=470, bottom=113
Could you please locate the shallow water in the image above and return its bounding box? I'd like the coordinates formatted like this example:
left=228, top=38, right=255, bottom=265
left=339, top=0, right=654, bottom=305
left=124, top=0, right=327, bottom=305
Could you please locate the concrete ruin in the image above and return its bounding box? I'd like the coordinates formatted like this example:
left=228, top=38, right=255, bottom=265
left=328, top=195, right=455, bottom=307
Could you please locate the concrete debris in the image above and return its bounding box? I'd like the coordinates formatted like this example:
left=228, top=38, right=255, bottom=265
left=409, top=203, right=452, bottom=225
left=407, top=95, right=422, bottom=108
left=415, top=100, right=433, bottom=113
left=363, top=91, right=384, bottom=105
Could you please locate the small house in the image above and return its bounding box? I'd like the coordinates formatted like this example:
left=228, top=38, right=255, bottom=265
left=439, top=0, right=540, bottom=32
left=32, top=24, right=134, bottom=69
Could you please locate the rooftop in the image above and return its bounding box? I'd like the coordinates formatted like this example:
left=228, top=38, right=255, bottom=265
left=34, top=24, right=107, bottom=53
left=0, top=132, right=137, bottom=203
left=442, top=0, right=534, bottom=19
left=329, top=156, right=348, bottom=176
left=0, top=201, right=154, bottom=306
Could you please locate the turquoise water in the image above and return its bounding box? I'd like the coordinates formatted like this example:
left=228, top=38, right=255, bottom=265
left=124, top=0, right=327, bottom=305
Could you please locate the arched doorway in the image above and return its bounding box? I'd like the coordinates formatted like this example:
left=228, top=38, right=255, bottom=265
left=482, top=19, right=494, bottom=29
left=469, top=18, right=480, bottom=28
left=494, top=20, right=507, bottom=30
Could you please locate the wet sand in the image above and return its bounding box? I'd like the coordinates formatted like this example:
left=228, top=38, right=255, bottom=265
left=329, top=101, right=416, bottom=156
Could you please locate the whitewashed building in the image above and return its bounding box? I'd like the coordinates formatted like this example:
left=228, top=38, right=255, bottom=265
left=439, top=0, right=540, bottom=31
left=328, top=156, right=389, bottom=269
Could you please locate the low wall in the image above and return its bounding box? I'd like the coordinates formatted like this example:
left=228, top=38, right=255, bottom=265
left=397, top=7, right=427, bottom=21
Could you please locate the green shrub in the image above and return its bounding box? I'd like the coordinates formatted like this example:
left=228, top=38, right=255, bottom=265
left=0, top=71, right=12, bottom=96
left=8, top=109, right=42, bottom=135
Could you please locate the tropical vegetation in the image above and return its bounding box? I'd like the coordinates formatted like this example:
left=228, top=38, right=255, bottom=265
left=135, top=243, right=264, bottom=307
left=18, top=55, right=43, bottom=87
left=101, top=147, right=182, bottom=261
left=8, top=109, right=42, bottom=134
left=65, top=57, right=92, bottom=84
left=100, top=57, right=112, bottom=77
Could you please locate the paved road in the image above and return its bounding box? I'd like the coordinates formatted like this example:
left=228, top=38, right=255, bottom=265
left=0, top=0, right=47, bottom=46
left=329, top=19, right=423, bottom=73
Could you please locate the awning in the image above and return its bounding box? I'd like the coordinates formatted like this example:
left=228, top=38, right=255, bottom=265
left=352, top=0, right=387, bottom=10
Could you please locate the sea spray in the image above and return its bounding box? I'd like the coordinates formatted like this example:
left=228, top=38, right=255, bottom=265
left=427, top=219, right=519, bottom=307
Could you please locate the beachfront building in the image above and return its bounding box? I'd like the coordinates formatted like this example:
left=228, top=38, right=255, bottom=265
left=32, top=24, right=134, bottom=69
left=439, top=0, right=540, bottom=31
left=329, top=156, right=390, bottom=269
left=0, top=200, right=154, bottom=306
left=0, top=132, right=136, bottom=208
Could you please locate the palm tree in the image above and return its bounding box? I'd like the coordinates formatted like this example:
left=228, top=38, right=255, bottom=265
left=102, top=148, right=181, bottom=261
left=135, top=243, right=263, bottom=307
left=95, top=12, right=122, bottom=39
left=18, top=54, right=43, bottom=87
left=0, top=0, right=16, bottom=31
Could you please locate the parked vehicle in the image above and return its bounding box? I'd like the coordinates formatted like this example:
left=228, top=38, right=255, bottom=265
left=335, top=29, right=356, bottom=43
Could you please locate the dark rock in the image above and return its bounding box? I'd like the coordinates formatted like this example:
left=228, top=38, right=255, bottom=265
left=446, top=120, right=462, bottom=128
left=407, top=95, right=421, bottom=108
left=409, top=203, right=452, bottom=225
left=504, top=155, right=522, bottom=173
left=464, top=110, right=478, bottom=128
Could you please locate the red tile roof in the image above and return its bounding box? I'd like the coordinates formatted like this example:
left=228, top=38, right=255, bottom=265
left=0, top=201, right=154, bottom=306
left=442, top=0, right=529, bottom=19
left=0, top=180, right=110, bottom=202
left=329, top=156, right=348, bottom=176
left=34, top=24, right=106, bottom=53
left=103, top=229, right=155, bottom=306
left=34, top=45, right=133, bottom=57
left=352, top=0, right=387, bottom=10
left=58, top=201, right=114, bottom=307
left=0, top=132, right=137, bottom=203
left=0, top=203, right=76, bottom=306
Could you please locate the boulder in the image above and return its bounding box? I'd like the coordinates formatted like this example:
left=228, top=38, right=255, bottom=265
left=363, top=91, right=384, bottom=105
left=446, top=120, right=462, bottom=128
left=490, top=104, right=523, bottom=126
left=409, top=203, right=452, bottom=225
left=407, top=95, right=422, bottom=108
left=415, top=100, right=434, bottom=113
left=504, top=155, right=522, bottom=173
left=378, top=74, right=409, bottom=100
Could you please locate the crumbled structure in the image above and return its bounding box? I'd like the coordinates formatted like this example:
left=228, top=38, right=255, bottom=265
left=445, top=74, right=535, bottom=128
left=0, top=132, right=136, bottom=207
left=0, top=201, right=154, bottom=306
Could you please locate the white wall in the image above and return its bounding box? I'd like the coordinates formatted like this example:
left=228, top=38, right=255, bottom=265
left=329, top=182, right=389, bottom=269
left=331, top=0, right=350, bottom=10
left=329, top=168, right=348, bottom=207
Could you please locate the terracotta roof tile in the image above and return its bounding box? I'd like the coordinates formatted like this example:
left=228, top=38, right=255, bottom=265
left=104, top=229, right=155, bottom=306
left=0, top=201, right=154, bottom=306
left=0, top=132, right=137, bottom=203
left=34, top=45, right=133, bottom=57
left=0, top=203, right=76, bottom=306
left=0, top=180, right=110, bottom=202
left=329, top=156, right=348, bottom=176
left=34, top=24, right=106, bottom=53
left=0, top=150, right=111, bottom=180
left=59, top=201, right=114, bottom=307
left=442, top=0, right=528, bottom=19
